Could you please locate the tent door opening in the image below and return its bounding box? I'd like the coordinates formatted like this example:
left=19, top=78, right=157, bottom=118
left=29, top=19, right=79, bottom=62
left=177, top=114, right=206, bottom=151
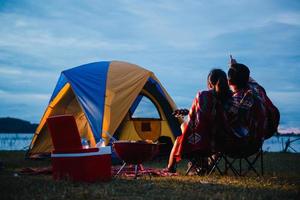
left=116, top=93, right=164, bottom=142
left=130, top=93, right=162, bottom=141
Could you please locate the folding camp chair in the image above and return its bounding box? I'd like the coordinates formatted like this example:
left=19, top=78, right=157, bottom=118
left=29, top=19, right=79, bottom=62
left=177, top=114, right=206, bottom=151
left=47, top=115, right=112, bottom=182
left=182, top=125, right=226, bottom=176
left=222, top=140, right=264, bottom=176
left=213, top=137, right=264, bottom=176
left=186, top=136, right=264, bottom=177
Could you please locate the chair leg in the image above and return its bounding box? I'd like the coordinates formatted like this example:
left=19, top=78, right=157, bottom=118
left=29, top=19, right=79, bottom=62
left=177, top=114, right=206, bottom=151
left=244, top=157, right=259, bottom=176
left=207, top=154, right=223, bottom=176
left=223, top=156, right=240, bottom=176
left=185, top=161, right=194, bottom=176
left=261, top=148, right=264, bottom=176
left=185, top=156, right=201, bottom=176
left=242, top=150, right=263, bottom=176
left=224, top=156, right=228, bottom=175
left=186, top=156, right=212, bottom=176
left=239, top=158, right=242, bottom=175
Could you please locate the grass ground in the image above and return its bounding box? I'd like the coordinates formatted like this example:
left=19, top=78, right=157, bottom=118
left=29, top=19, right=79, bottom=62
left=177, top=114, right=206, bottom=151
left=0, top=151, right=299, bottom=200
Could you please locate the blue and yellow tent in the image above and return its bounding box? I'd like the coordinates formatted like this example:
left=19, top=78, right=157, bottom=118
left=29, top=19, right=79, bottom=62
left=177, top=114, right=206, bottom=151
left=28, top=61, right=181, bottom=157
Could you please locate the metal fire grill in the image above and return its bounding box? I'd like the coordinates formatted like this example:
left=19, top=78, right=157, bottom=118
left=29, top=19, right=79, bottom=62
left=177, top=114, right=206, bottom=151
left=112, top=140, right=159, bottom=178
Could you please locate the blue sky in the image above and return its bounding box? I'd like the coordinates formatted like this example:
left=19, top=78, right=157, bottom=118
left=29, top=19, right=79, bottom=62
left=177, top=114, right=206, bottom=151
left=0, top=0, right=299, bottom=133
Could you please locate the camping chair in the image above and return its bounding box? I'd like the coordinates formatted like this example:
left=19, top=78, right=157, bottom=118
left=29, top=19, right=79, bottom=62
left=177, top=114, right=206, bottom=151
left=47, top=115, right=112, bottom=182
left=215, top=136, right=264, bottom=176
left=172, top=109, right=224, bottom=176
left=185, top=150, right=223, bottom=176
left=185, top=135, right=264, bottom=177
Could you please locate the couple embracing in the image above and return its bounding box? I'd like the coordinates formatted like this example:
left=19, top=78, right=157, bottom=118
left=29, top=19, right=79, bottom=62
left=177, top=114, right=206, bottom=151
left=166, top=56, right=280, bottom=173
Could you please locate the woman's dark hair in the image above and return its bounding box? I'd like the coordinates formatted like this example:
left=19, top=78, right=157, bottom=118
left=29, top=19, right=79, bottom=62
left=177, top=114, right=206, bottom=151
left=228, top=63, right=250, bottom=89
left=207, top=69, right=231, bottom=103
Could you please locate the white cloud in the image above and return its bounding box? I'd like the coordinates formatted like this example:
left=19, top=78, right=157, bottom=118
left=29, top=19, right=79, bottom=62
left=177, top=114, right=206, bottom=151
left=0, top=68, right=22, bottom=75
left=15, top=19, right=28, bottom=28
left=0, top=91, right=50, bottom=103
left=275, top=12, right=300, bottom=26
left=278, top=127, right=300, bottom=134
left=0, top=0, right=299, bottom=127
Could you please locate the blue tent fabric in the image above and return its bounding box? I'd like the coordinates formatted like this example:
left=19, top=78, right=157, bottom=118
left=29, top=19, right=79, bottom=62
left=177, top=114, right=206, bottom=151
left=147, top=77, right=167, bottom=99
left=62, top=61, right=110, bottom=142
left=47, top=61, right=179, bottom=143
left=49, top=74, right=68, bottom=102
left=129, top=94, right=143, bottom=115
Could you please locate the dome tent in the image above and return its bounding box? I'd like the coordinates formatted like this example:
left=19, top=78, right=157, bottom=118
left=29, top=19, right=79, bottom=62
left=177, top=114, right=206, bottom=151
left=28, top=61, right=181, bottom=158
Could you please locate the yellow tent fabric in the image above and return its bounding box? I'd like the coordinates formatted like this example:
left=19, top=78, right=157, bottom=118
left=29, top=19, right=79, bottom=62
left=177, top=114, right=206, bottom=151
left=102, top=61, right=152, bottom=143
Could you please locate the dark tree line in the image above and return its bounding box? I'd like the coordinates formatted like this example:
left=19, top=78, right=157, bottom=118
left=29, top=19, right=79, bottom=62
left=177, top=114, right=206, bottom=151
left=0, top=117, right=38, bottom=133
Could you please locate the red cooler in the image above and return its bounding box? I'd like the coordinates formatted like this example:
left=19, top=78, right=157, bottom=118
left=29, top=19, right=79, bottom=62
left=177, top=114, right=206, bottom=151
left=51, top=146, right=111, bottom=182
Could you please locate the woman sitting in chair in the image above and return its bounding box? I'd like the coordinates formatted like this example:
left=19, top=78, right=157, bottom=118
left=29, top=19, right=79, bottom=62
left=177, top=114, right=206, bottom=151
left=165, top=69, right=232, bottom=173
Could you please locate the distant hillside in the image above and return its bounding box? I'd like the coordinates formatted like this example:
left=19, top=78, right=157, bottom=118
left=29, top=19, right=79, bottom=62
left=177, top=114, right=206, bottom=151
left=0, top=117, right=38, bottom=133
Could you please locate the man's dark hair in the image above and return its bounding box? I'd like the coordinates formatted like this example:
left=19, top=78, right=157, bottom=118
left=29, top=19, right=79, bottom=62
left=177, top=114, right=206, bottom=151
left=228, top=63, right=250, bottom=89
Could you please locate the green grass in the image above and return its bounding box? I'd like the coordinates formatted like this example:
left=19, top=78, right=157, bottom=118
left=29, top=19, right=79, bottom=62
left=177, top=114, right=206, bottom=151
left=0, top=151, right=299, bottom=200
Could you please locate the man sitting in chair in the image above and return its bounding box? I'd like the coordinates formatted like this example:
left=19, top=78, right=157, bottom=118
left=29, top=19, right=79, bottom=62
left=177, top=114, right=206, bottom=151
left=213, top=57, right=279, bottom=174
left=228, top=56, right=279, bottom=141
